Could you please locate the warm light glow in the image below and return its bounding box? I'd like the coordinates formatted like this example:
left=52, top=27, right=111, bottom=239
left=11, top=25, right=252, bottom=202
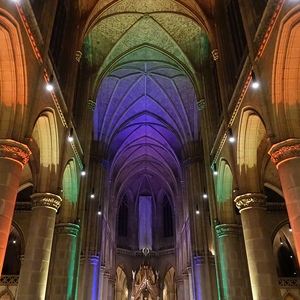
left=90, top=193, right=95, bottom=199
left=46, top=83, right=53, bottom=91
left=98, top=211, right=102, bottom=215
left=251, top=81, right=259, bottom=89
left=81, top=170, right=86, bottom=176
left=203, top=193, right=208, bottom=199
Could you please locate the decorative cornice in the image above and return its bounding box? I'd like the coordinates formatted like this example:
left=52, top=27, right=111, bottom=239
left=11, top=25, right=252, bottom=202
left=0, top=140, right=31, bottom=166
left=215, top=224, right=242, bottom=238
left=268, top=139, right=300, bottom=167
left=31, top=193, right=62, bottom=211
left=234, top=193, right=267, bottom=212
left=55, top=223, right=80, bottom=236
left=15, top=202, right=32, bottom=212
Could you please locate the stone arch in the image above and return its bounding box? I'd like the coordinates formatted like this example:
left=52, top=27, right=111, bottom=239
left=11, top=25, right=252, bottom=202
left=59, top=159, right=79, bottom=223
left=163, top=266, right=176, bottom=300
left=115, top=266, right=128, bottom=300
left=216, top=159, right=234, bottom=224
left=0, top=289, right=14, bottom=300
left=237, top=109, right=267, bottom=193
left=31, top=109, right=59, bottom=192
left=283, top=292, right=298, bottom=300
left=272, top=6, right=300, bottom=139
left=0, top=10, right=27, bottom=139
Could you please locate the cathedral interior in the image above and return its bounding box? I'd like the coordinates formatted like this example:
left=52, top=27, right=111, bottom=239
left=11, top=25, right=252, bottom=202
left=0, top=0, right=300, bottom=299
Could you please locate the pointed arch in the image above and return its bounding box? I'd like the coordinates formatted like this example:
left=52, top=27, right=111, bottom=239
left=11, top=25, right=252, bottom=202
left=272, top=6, right=300, bottom=139
left=59, top=159, right=79, bottom=223
left=216, top=159, right=234, bottom=223
left=31, top=109, right=59, bottom=192
left=0, top=10, right=27, bottom=139
left=237, top=109, right=267, bottom=192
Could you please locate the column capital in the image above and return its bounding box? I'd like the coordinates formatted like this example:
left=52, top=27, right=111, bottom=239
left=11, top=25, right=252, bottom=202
left=31, top=193, right=62, bottom=211
left=54, top=223, right=80, bottom=237
left=88, top=256, right=99, bottom=265
left=234, top=193, right=266, bottom=212
left=269, top=138, right=300, bottom=167
left=0, top=139, right=31, bottom=166
left=215, top=224, right=242, bottom=238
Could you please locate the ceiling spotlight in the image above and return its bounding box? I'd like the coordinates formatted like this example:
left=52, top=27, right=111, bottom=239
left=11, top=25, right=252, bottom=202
left=228, top=127, right=235, bottom=143
left=203, top=189, right=208, bottom=199
left=196, top=205, right=200, bottom=215
left=251, top=70, right=259, bottom=89
left=90, top=188, right=95, bottom=199
left=81, top=164, right=86, bottom=176
left=46, top=74, right=54, bottom=91
left=213, top=163, right=218, bottom=175
left=98, top=205, right=102, bottom=215
left=68, top=128, right=74, bottom=142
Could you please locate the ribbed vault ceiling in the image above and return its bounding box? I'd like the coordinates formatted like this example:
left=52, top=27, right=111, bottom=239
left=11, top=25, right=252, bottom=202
left=85, top=0, right=210, bottom=201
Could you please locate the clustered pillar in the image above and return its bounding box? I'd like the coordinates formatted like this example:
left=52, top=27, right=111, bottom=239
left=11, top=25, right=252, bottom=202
left=0, top=140, right=31, bottom=274
left=215, top=224, right=251, bottom=300
left=269, top=138, right=300, bottom=265
left=48, top=222, right=80, bottom=299
left=16, top=193, right=62, bottom=300
left=234, top=193, right=281, bottom=300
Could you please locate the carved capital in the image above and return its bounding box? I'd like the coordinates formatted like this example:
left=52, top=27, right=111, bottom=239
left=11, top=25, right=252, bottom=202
left=88, top=99, right=96, bottom=111
left=234, top=193, right=266, bottom=212
left=31, top=193, right=62, bottom=211
left=0, top=139, right=31, bottom=166
left=75, top=50, right=82, bottom=62
left=88, top=256, right=99, bottom=266
left=197, top=99, right=206, bottom=111
left=55, top=223, right=80, bottom=237
left=194, top=255, right=205, bottom=266
left=211, top=49, right=219, bottom=61
left=269, top=139, right=300, bottom=167
left=215, top=224, right=242, bottom=238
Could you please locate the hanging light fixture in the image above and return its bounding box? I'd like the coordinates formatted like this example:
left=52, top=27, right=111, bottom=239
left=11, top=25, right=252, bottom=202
left=98, top=205, right=102, bottom=215
left=196, top=205, right=200, bottom=215
left=203, top=188, right=208, bottom=199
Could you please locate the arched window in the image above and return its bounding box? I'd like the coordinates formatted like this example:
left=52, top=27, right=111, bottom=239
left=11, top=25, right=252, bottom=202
left=163, top=195, right=173, bottom=238
left=3, top=227, right=22, bottom=275
left=277, top=245, right=297, bottom=277
left=118, top=194, right=128, bottom=237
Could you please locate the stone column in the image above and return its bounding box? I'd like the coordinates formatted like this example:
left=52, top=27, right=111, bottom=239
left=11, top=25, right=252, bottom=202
left=16, top=193, right=62, bottom=300
left=215, top=224, right=252, bottom=300
left=48, top=223, right=80, bottom=299
left=234, top=193, right=281, bottom=300
left=108, top=277, right=115, bottom=299
left=0, top=140, right=30, bottom=274
left=182, top=272, right=191, bottom=300
left=86, top=256, right=100, bottom=300
left=269, top=139, right=300, bottom=264
left=176, top=278, right=184, bottom=300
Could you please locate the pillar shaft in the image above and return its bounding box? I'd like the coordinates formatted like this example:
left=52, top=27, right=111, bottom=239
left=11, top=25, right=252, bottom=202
left=0, top=140, right=30, bottom=274
left=85, top=256, right=100, bottom=300
left=235, top=193, right=281, bottom=300
left=215, top=224, right=252, bottom=300
left=47, top=223, right=80, bottom=299
left=269, top=139, right=300, bottom=264
left=16, top=193, right=62, bottom=300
